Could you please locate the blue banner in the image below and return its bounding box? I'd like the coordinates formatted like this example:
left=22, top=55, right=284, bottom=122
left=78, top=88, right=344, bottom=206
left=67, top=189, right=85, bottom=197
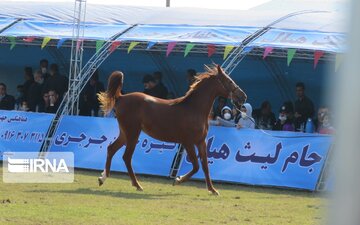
left=49, top=116, right=179, bottom=177
left=178, top=126, right=332, bottom=190
left=0, top=110, right=54, bottom=160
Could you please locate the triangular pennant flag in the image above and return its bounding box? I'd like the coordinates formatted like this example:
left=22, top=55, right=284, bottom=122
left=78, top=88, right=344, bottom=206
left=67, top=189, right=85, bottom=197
left=166, top=42, right=177, bottom=57
left=41, top=37, right=51, bottom=49
left=207, top=44, right=216, bottom=57
left=287, top=49, right=296, bottom=66
left=184, top=43, right=195, bottom=57
left=243, top=46, right=254, bottom=54
left=263, top=47, right=273, bottom=59
left=128, top=42, right=139, bottom=53
left=76, top=39, right=83, bottom=51
left=57, top=38, right=67, bottom=49
left=8, top=37, right=16, bottom=50
left=96, top=40, right=105, bottom=53
left=223, top=45, right=234, bottom=60
left=23, top=37, right=35, bottom=43
left=314, top=50, right=324, bottom=69
left=109, top=41, right=121, bottom=53
left=335, top=53, right=344, bottom=72
left=146, top=41, right=156, bottom=50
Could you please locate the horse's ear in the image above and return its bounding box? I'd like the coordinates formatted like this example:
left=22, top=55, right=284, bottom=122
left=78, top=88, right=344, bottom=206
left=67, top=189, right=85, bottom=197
left=217, top=64, right=224, bottom=76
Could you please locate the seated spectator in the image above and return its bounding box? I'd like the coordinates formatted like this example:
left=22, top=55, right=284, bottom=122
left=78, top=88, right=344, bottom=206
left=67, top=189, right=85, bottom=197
left=38, top=92, right=50, bottom=113
left=22, top=67, right=34, bottom=103
left=0, top=83, right=15, bottom=110
left=212, top=96, right=227, bottom=120
left=318, top=112, right=335, bottom=134
left=186, top=69, right=197, bottom=88
left=15, top=85, right=25, bottom=110
left=252, top=100, right=276, bottom=130
left=294, top=82, right=315, bottom=131
left=214, top=106, right=237, bottom=127
left=314, top=106, right=329, bottom=131
left=153, top=71, right=168, bottom=99
left=39, top=59, right=50, bottom=80
left=232, top=106, right=241, bottom=124
left=28, top=70, right=45, bottom=112
left=236, top=103, right=255, bottom=129
left=273, top=102, right=295, bottom=131
left=19, top=101, right=30, bottom=112
left=142, top=74, right=167, bottom=99
left=43, top=63, right=68, bottom=98
left=46, top=90, right=60, bottom=113
left=79, top=70, right=105, bottom=116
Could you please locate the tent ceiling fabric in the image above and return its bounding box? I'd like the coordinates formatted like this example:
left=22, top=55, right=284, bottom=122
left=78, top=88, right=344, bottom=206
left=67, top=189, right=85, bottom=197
left=0, top=1, right=346, bottom=52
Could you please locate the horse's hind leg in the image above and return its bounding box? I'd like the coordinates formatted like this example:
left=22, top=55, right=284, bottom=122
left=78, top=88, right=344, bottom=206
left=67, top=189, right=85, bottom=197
left=196, top=140, right=219, bottom=195
left=174, top=144, right=199, bottom=185
left=98, top=134, right=126, bottom=186
left=123, top=130, right=143, bottom=191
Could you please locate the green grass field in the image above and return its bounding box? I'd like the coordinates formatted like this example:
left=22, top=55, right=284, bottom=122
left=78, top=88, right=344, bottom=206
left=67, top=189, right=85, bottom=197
left=0, top=168, right=327, bottom=225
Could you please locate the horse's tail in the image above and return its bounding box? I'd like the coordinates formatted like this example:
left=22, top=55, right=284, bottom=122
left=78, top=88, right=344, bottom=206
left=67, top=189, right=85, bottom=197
left=98, top=71, right=124, bottom=114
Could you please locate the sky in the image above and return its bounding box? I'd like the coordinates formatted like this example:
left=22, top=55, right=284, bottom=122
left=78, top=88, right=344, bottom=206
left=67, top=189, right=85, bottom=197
left=7, top=0, right=272, bottom=10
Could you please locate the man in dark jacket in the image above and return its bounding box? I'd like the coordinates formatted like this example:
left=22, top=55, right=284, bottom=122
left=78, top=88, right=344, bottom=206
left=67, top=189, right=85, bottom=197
left=27, top=70, right=45, bottom=112
left=43, top=63, right=68, bottom=98
left=142, top=74, right=167, bottom=99
left=0, top=83, right=15, bottom=110
left=294, top=82, right=315, bottom=131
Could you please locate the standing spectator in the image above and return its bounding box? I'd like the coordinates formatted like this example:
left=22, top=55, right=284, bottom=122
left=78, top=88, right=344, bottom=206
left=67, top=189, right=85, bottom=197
left=186, top=69, right=197, bottom=88
left=212, top=97, right=227, bottom=120
left=142, top=74, right=166, bottom=99
left=252, top=100, right=276, bottom=130
left=39, top=59, right=50, bottom=80
left=236, top=103, right=255, bottom=129
left=273, top=101, right=295, bottom=131
left=294, top=82, right=315, bottom=131
left=22, top=67, right=34, bottom=102
left=153, top=71, right=168, bottom=99
left=43, top=63, right=68, bottom=98
left=46, top=90, right=60, bottom=113
left=38, top=92, right=50, bottom=113
left=27, top=70, right=45, bottom=112
left=0, top=83, right=15, bottom=110
left=79, top=71, right=105, bottom=116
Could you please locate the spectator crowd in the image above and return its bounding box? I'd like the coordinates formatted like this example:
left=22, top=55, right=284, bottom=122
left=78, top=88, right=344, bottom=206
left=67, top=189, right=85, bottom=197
left=0, top=60, right=334, bottom=135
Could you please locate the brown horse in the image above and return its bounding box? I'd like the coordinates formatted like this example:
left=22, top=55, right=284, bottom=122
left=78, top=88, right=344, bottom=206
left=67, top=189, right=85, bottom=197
left=97, top=65, right=247, bottom=195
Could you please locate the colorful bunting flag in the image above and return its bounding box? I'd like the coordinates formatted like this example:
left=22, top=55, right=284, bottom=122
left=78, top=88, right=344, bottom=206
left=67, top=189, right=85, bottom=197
left=287, top=49, right=296, bottom=66
left=128, top=42, right=139, bottom=53
left=223, top=45, right=234, bottom=60
left=184, top=43, right=195, bottom=57
left=166, top=42, right=177, bottom=57
left=335, top=53, right=344, bottom=72
left=314, top=50, right=324, bottom=69
left=41, top=37, right=51, bottom=49
left=146, top=41, right=156, bottom=50
left=207, top=44, right=216, bottom=57
left=23, top=37, right=35, bottom=43
left=243, top=46, right=254, bottom=54
left=263, top=47, right=273, bottom=59
left=109, top=41, right=121, bottom=53
left=8, top=37, right=16, bottom=50
left=96, top=40, right=105, bottom=53
left=57, top=38, right=67, bottom=49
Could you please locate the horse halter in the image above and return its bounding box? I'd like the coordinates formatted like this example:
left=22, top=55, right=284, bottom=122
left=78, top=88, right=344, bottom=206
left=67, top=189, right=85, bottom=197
left=215, top=75, right=243, bottom=111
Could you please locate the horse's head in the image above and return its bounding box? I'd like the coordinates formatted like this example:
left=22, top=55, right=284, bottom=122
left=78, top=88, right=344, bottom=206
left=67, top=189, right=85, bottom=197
left=215, top=65, right=247, bottom=110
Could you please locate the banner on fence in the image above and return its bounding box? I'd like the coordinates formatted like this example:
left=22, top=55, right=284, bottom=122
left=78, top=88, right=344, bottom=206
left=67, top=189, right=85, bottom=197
left=49, top=116, right=179, bottom=177
left=178, top=126, right=332, bottom=190
left=0, top=110, right=54, bottom=160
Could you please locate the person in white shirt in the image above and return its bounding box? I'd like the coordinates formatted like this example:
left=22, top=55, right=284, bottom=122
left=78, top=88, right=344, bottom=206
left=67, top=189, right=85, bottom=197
left=236, top=103, right=255, bottom=129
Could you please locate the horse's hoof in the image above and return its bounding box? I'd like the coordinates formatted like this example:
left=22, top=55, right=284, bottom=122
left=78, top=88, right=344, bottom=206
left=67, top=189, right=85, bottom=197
left=136, top=186, right=144, bottom=192
left=98, top=177, right=104, bottom=186
left=173, top=176, right=181, bottom=186
left=209, top=189, right=220, bottom=196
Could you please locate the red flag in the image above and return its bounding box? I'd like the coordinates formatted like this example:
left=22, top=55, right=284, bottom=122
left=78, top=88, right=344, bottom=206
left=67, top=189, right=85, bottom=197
left=263, top=47, right=273, bottom=59
left=23, top=37, right=35, bottom=42
left=314, top=50, right=324, bottom=69
left=109, top=41, right=121, bottom=53
left=207, top=44, right=216, bottom=57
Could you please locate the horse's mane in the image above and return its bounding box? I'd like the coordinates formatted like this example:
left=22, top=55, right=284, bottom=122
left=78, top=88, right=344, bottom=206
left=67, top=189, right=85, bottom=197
left=171, top=65, right=218, bottom=105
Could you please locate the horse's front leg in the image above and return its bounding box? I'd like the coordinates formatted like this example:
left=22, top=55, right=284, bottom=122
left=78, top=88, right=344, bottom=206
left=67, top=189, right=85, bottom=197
left=196, top=140, right=219, bottom=195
